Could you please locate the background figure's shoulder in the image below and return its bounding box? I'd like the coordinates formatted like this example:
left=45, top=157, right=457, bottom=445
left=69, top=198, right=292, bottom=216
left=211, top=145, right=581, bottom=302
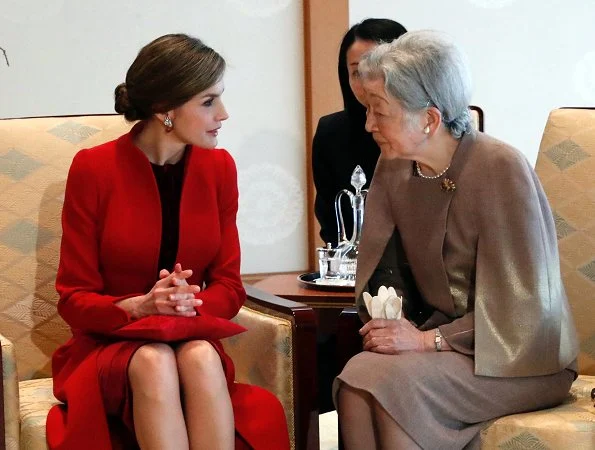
left=316, top=110, right=349, bottom=135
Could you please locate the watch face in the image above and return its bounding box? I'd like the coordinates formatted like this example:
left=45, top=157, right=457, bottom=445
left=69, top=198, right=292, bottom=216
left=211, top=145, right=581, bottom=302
left=434, top=329, right=442, bottom=351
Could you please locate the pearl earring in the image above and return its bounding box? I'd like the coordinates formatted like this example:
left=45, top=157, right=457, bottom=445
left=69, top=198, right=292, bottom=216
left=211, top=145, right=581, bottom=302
left=423, top=125, right=430, bottom=134
left=163, top=114, right=173, bottom=132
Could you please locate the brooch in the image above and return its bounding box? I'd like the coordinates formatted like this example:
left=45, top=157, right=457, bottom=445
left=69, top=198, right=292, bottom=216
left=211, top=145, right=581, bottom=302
left=441, top=178, right=456, bottom=192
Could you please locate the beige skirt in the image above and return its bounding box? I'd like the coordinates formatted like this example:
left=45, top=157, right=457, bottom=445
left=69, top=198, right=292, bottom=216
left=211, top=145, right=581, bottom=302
left=334, top=351, right=574, bottom=450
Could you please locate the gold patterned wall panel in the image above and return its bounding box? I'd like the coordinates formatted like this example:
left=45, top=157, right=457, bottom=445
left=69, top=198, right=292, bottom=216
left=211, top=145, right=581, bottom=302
left=535, top=108, right=595, bottom=375
left=0, top=115, right=133, bottom=380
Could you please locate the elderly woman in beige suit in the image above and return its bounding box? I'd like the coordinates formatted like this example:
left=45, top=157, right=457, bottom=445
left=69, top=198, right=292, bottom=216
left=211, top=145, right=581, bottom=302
left=334, top=30, right=579, bottom=450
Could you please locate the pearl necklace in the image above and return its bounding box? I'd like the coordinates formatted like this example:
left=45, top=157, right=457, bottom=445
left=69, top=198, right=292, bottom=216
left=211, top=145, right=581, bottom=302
left=415, top=161, right=451, bottom=179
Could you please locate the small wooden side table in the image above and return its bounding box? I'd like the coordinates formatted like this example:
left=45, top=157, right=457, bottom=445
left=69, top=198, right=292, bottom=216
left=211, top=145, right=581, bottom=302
left=253, top=273, right=355, bottom=309
left=253, top=273, right=357, bottom=414
left=253, top=273, right=355, bottom=335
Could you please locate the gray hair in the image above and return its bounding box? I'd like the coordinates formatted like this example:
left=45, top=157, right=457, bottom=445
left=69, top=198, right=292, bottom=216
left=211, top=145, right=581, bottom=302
left=359, top=30, right=473, bottom=138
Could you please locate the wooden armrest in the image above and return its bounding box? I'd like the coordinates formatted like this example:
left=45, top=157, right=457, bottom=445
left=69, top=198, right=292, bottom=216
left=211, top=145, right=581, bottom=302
left=244, top=284, right=314, bottom=315
left=243, top=284, right=320, bottom=450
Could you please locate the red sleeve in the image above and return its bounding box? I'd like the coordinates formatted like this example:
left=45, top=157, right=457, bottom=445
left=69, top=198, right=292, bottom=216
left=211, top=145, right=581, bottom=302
left=196, top=150, right=246, bottom=319
left=56, top=150, right=134, bottom=333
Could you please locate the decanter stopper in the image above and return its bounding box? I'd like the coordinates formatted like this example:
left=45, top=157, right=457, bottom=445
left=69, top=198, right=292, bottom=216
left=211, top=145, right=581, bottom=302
left=350, top=165, right=366, bottom=194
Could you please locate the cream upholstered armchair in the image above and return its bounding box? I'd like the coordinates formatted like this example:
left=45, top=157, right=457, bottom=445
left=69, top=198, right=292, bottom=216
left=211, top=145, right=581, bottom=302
left=0, top=115, right=318, bottom=450
left=477, top=108, right=595, bottom=448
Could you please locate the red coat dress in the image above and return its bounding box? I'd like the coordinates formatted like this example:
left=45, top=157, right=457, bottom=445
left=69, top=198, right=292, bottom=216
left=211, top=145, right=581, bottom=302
left=46, top=126, right=290, bottom=450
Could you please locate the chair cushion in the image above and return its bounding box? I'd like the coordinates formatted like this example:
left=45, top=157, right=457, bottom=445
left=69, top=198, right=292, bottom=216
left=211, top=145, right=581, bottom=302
left=480, top=375, right=595, bottom=449
left=19, top=378, right=59, bottom=450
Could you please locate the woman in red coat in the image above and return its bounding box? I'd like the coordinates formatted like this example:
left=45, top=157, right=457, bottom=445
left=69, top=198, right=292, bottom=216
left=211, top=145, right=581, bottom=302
left=47, top=34, right=289, bottom=450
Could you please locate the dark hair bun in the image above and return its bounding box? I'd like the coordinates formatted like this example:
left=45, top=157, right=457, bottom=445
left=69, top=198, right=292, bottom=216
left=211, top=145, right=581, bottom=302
left=114, top=83, right=139, bottom=121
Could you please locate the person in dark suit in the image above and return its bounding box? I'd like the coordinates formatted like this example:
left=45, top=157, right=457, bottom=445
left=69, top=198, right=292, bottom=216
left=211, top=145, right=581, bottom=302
left=312, top=18, right=407, bottom=246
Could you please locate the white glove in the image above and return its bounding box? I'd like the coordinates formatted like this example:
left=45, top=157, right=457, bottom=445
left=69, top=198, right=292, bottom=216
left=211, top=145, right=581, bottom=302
left=362, top=285, right=403, bottom=320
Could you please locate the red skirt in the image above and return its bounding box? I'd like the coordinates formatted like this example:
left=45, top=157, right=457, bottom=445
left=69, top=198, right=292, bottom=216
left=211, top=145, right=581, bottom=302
left=96, top=339, right=254, bottom=448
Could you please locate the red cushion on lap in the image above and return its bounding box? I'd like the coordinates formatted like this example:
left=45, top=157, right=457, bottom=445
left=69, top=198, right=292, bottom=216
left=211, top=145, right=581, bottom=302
left=106, top=314, right=246, bottom=341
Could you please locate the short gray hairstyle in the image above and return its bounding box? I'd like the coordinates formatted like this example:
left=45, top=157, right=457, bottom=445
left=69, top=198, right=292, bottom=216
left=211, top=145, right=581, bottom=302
left=359, top=30, right=473, bottom=138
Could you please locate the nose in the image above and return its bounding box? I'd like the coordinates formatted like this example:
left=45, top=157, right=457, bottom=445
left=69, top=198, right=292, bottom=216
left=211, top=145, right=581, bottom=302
left=365, top=108, right=377, bottom=133
left=218, top=103, right=229, bottom=121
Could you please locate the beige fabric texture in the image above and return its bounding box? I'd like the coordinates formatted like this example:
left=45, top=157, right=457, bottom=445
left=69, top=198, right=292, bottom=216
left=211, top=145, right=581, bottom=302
left=1, top=333, right=20, bottom=450
left=0, top=115, right=298, bottom=449
left=0, top=115, right=133, bottom=380
left=481, top=108, right=595, bottom=448
left=224, top=304, right=296, bottom=449
left=534, top=108, right=595, bottom=375
left=480, top=376, right=595, bottom=449
left=18, top=378, right=58, bottom=450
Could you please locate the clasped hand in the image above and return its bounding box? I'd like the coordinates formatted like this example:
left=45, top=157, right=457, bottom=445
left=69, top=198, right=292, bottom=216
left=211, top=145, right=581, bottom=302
left=144, top=263, right=202, bottom=317
left=360, top=318, right=425, bottom=354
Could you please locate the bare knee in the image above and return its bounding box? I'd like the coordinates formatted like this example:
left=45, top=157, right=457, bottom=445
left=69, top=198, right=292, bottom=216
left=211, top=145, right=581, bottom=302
left=176, top=340, right=221, bottom=371
left=176, top=340, right=225, bottom=385
left=129, top=343, right=178, bottom=396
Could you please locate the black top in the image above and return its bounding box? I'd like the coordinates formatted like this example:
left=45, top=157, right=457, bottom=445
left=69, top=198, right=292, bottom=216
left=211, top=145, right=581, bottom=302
left=312, top=110, right=380, bottom=246
left=151, top=150, right=187, bottom=273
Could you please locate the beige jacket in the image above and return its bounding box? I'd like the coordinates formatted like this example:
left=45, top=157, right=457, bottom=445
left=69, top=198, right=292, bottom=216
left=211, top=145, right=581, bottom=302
left=355, top=130, right=578, bottom=377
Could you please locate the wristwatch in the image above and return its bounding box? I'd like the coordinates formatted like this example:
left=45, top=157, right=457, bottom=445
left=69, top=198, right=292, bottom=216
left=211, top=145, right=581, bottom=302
left=434, top=328, right=443, bottom=352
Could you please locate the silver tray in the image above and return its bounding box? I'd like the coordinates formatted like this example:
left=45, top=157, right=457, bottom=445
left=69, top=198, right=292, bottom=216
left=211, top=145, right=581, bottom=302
left=297, top=272, right=355, bottom=292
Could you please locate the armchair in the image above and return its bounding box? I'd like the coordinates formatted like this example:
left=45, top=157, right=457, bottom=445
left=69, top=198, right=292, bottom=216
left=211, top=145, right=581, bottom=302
left=0, top=115, right=318, bottom=450
left=478, top=107, right=595, bottom=447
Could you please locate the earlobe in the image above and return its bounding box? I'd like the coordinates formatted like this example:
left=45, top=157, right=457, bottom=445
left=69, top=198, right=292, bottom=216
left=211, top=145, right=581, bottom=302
left=424, top=107, right=442, bottom=135
left=163, top=114, right=174, bottom=132
left=155, top=111, right=174, bottom=132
